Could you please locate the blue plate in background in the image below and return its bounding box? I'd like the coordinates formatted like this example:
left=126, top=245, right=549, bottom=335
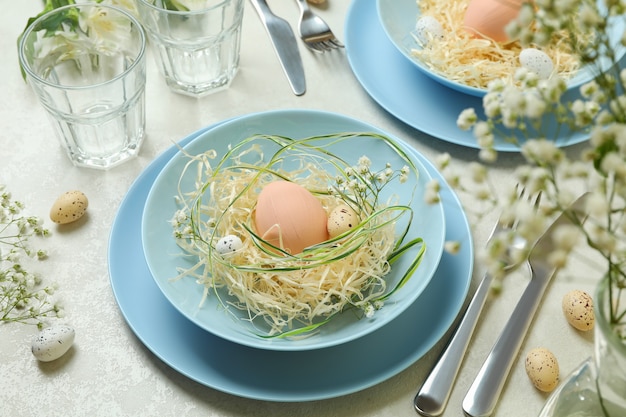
left=345, top=0, right=589, bottom=151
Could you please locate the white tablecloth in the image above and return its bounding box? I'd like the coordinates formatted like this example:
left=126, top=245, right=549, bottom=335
left=0, top=1, right=597, bottom=416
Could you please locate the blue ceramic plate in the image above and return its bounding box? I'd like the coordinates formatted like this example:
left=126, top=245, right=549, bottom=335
left=141, top=109, right=445, bottom=351
left=376, top=0, right=626, bottom=97
left=108, top=122, right=473, bottom=401
left=345, top=0, right=589, bottom=151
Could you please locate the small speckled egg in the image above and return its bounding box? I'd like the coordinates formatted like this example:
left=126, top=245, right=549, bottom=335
left=215, top=235, right=243, bottom=255
left=31, top=325, right=75, bottom=362
left=50, top=191, right=88, bottom=224
left=519, top=48, right=554, bottom=79
left=525, top=347, right=560, bottom=392
left=327, top=204, right=360, bottom=238
left=562, top=290, right=595, bottom=331
left=415, top=16, right=444, bottom=45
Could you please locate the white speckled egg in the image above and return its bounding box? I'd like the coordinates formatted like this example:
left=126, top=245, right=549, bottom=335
left=216, top=235, right=243, bottom=255
left=519, top=48, right=554, bottom=79
left=415, top=16, right=444, bottom=45
left=562, top=290, right=595, bottom=331
left=32, top=325, right=75, bottom=362
left=50, top=190, right=88, bottom=224
left=525, top=347, right=560, bottom=392
left=327, top=204, right=360, bottom=238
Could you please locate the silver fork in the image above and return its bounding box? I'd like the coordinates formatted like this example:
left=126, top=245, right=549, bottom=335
left=462, top=194, right=588, bottom=417
left=414, top=186, right=540, bottom=417
left=294, top=0, right=344, bottom=52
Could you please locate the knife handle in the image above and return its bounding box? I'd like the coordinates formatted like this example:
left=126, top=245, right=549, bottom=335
left=414, top=271, right=494, bottom=417
left=462, top=264, right=553, bottom=417
left=249, top=0, right=271, bottom=22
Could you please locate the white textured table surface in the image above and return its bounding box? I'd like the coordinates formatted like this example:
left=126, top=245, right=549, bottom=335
left=1, top=1, right=597, bottom=416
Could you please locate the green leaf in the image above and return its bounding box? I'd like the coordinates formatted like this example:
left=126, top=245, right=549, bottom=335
left=17, top=0, right=78, bottom=81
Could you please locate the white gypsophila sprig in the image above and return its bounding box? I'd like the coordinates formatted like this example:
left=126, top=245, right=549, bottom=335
left=1, top=186, right=60, bottom=328
left=330, top=155, right=412, bottom=214
left=448, top=0, right=626, bottom=319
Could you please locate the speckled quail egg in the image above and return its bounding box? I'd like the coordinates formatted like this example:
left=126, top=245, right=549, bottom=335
left=215, top=235, right=243, bottom=255
left=415, top=16, right=445, bottom=45
left=50, top=191, right=88, bottom=224
left=562, top=289, right=595, bottom=331
left=519, top=48, right=554, bottom=79
left=31, top=325, right=75, bottom=362
left=327, top=204, right=359, bottom=238
left=525, top=347, right=560, bottom=392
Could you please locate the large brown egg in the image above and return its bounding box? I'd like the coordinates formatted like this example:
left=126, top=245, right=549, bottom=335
left=254, top=181, right=329, bottom=254
left=463, top=0, right=524, bottom=43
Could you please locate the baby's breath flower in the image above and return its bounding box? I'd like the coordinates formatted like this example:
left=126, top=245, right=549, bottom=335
left=578, top=3, right=603, bottom=29
left=473, top=121, right=494, bottom=146
left=523, top=92, right=548, bottom=119
left=357, top=155, right=371, bottom=169
left=436, top=153, right=451, bottom=170
left=469, top=162, right=488, bottom=183
left=580, top=80, right=599, bottom=98
left=552, top=224, right=582, bottom=252
left=449, top=0, right=626, bottom=340
left=1, top=186, right=58, bottom=327
left=586, top=192, right=610, bottom=217
left=457, top=108, right=477, bottom=130
left=479, top=148, right=497, bottom=163
left=424, top=179, right=441, bottom=204
left=547, top=249, right=569, bottom=269
left=521, top=139, right=563, bottom=166
left=444, top=241, right=461, bottom=255
left=399, top=165, right=410, bottom=184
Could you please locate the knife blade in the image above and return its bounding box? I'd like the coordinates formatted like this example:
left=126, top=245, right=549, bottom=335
left=249, top=0, right=306, bottom=96
left=462, top=194, right=588, bottom=417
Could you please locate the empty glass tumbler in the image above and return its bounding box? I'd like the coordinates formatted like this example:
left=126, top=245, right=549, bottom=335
left=136, top=0, right=245, bottom=97
left=19, top=3, right=147, bottom=169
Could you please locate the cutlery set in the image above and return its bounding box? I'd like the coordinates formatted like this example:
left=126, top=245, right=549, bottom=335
left=249, top=0, right=343, bottom=96
left=416, top=194, right=588, bottom=416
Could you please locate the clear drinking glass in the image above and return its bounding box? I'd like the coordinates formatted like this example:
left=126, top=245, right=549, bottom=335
left=594, top=276, right=626, bottom=416
left=136, top=0, right=244, bottom=97
left=18, top=4, right=147, bottom=170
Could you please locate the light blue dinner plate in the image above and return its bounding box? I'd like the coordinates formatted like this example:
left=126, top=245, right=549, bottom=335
left=345, top=0, right=588, bottom=151
left=141, top=109, right=445, bottom=351
left=376, top=0, right=626, bottom=97
left=108, top=122, right=473, bottom=401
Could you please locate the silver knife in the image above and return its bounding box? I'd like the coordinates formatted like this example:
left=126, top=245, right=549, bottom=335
left=249, top=0, right=306, bottom=96
left=462, top=194, right=588, bottom=417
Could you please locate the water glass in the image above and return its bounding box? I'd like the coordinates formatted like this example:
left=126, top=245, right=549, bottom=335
left=136, top=0, right=244, bottom=97
left=18, top=4, right=147, bottom=170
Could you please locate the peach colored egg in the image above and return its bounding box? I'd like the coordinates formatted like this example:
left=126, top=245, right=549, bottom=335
left=254, top=181, right=328, bottom=254
left=463, top=0, right=524, bottom=43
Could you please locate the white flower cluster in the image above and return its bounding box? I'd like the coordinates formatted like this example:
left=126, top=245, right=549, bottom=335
left=1, top=186, right=62, bottom=328
left=330, top=155, right=411, bottom=213
left=447, top=0, right=626, bottom=320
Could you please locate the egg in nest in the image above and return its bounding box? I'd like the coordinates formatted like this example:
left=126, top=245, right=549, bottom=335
left=254, top=181, right=329, bottom=254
